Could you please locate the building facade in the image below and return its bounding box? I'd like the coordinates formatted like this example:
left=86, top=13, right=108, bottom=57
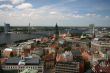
left=4, top=23, right=10, bottom=33
left=2, top=64, right=44, bottom=73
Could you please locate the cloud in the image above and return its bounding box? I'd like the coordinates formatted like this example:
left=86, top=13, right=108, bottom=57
left=10, top=0, right=25, bottom=5
left=61, top=0, right=77, bottom=3
left=85, top=13, right=103, bottom=18
left=50, top=11, right=57, bottom=15
left=15, top=3, right=32, bottom=10
left=72, top=14, right=83, bottom=18
left=0, top=3, right=110, bottom=26
left=0, top=0, right=8, bottom=1
left=85, top=13, right=97, bottom=17
left=0, top=4, right=13, bottom=10
left=105, top=16, right=110, bottom=18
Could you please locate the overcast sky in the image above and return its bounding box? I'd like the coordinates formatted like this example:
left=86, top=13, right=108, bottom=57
left=0, top=0, right=110, bottom=26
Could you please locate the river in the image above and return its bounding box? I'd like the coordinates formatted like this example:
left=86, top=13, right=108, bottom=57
left=0, top=32, right=49, bottom=45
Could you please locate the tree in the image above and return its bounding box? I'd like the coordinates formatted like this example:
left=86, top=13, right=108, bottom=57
left=76, top=43, right=80, bottom=47
left=64, top=46, right=71, bottom=51
left=84, top=61, right=91, bottom=72
left=10, top=52, right=14, bottom=57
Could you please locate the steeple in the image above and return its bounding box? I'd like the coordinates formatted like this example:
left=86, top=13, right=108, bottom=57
left=55, top=23, right=59, bottom=40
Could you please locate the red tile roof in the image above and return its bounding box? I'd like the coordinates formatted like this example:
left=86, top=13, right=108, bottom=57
left=95, top=65, right=110, bottom=73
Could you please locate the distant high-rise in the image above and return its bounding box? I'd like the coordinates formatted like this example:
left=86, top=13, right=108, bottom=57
left=89, top=24, right=95, bottom=38
left=0, top=50, right=1, bottom=58
left=28, top=22, right=31, bottom=33
left=4, top=23, right=10, bottom=33
left=0, top=50, right=2, bottom=72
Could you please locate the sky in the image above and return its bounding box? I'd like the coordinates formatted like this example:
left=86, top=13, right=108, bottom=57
left=0, top=0, right=110, bottom=26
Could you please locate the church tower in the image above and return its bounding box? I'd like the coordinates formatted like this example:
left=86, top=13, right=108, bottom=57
left=55, top=23, right=59, bottom=40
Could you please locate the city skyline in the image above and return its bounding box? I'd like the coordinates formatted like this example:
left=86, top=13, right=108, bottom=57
left=0, top=0, right=110, bottom=26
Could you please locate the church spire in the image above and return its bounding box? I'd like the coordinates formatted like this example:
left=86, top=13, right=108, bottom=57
left=55, top=22, right=59, bottom=40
